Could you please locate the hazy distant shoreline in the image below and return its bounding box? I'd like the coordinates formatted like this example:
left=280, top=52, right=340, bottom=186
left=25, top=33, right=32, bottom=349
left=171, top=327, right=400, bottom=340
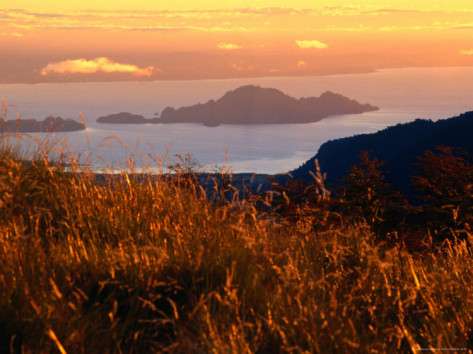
left=0, top=68, right=378, bottom=85
left=3, top=66, right=473, bottom=85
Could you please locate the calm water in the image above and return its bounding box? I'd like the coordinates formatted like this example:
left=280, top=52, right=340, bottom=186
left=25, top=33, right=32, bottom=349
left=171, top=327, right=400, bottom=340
left=1, top=67, right=472, bottom=173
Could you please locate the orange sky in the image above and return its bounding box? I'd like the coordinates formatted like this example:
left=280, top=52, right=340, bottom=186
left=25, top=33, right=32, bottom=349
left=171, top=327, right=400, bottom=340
left=1, top=1, right=473, bottom=82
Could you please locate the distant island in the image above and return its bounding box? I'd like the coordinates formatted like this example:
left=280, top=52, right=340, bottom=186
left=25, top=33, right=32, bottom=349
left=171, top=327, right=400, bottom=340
left=0, top=116, right=85, bottom=133
left=96, top=85, right=379, bottom=126
left=97, top=113, right=158, bottom=124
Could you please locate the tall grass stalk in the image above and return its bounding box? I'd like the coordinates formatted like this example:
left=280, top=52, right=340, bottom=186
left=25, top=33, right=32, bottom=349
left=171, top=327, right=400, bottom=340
left=0, top=149, right=472, bottom=353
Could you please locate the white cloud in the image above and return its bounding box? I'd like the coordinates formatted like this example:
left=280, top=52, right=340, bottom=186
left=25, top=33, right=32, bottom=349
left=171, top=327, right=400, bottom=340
left=40, top=57, right=155, bottom=77
left=217, top=42, right=242, bottom=50
left=296, top=39, right=328, bottom=49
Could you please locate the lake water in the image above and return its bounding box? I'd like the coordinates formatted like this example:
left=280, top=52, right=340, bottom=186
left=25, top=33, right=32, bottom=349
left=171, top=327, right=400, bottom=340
left=1, top=67, right=472, bottom=174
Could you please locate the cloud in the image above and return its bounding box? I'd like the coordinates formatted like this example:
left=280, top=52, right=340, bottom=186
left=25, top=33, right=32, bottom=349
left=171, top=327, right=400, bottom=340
left=454, top=24, right=473, bottom=30
left=362, top=8, right=423, bottom=15
left=217, top=42, right=242, bottom=50
left=16, top=22, right=250, bottom=33
left=297, top=60, right=308, bottom=68
left=296, top=40, right=328, bottom=49
left=0, top=8, right=253, bottom=33
left=235, top=7, right=311, bottom=16
left=460, top=49, right=473, bottom=56
left=40, top=57, right=155, bottom=77
left=0, top=32, right=24, bottom=37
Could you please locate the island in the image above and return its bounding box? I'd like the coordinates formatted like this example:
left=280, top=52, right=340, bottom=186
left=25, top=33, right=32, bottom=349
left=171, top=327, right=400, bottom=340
left=96, top=85, right=379, bottom=126
left=0, top=116, right=85, bottom=133
left=96, top=112, right=158, bottom=124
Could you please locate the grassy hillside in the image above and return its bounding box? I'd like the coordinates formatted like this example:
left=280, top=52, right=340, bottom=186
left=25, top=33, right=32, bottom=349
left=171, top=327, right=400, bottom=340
left=0, top=147, right=473, bottom=353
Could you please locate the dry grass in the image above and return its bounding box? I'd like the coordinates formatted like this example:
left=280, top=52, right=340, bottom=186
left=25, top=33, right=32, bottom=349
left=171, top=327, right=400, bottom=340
left=0, top=148, right=473, bottom=353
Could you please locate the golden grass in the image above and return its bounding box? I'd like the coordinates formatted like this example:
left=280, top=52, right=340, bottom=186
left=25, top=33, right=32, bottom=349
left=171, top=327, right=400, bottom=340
left=0, top=148, right=472, bottom=353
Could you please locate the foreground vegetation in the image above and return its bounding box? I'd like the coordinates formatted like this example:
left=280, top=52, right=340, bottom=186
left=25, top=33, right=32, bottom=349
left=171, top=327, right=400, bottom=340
left=0, top=146, right=472, bottom=353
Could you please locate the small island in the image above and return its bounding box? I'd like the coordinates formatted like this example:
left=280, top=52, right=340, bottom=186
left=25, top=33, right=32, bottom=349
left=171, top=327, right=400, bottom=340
left=0, top=116, right=85, bottom=133
left=96, top=85, right=379, bottom=126
left=97, top=112, right=158, bottom=124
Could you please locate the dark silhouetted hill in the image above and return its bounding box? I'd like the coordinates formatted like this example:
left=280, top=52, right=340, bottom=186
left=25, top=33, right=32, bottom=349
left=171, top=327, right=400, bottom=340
left=291, top=111, right=473, bottom=194
left=0, top=116, right=85, bottom=133
left=97, top=112, right=158, bottom=124
left=158, top=85, right=378, bottom=125
left=96, top=86, right=378, bottom=126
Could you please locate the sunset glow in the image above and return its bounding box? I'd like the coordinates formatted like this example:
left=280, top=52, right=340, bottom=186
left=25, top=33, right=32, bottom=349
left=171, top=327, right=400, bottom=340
left=1, top=1, right=473, bottom=82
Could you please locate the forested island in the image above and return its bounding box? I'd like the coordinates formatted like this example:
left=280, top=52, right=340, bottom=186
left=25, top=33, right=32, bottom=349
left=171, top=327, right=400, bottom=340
left=97, top=113, right=157, bottom=124
left=96, top=85, right=378, bottom=126
left=0, top=116, right=85, bottom=133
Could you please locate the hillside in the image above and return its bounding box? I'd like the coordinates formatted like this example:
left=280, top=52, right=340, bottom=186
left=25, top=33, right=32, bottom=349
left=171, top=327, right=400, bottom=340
left=0, top=146, right=472, bottom=352
left=291, top=111, right=473, bottom=193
